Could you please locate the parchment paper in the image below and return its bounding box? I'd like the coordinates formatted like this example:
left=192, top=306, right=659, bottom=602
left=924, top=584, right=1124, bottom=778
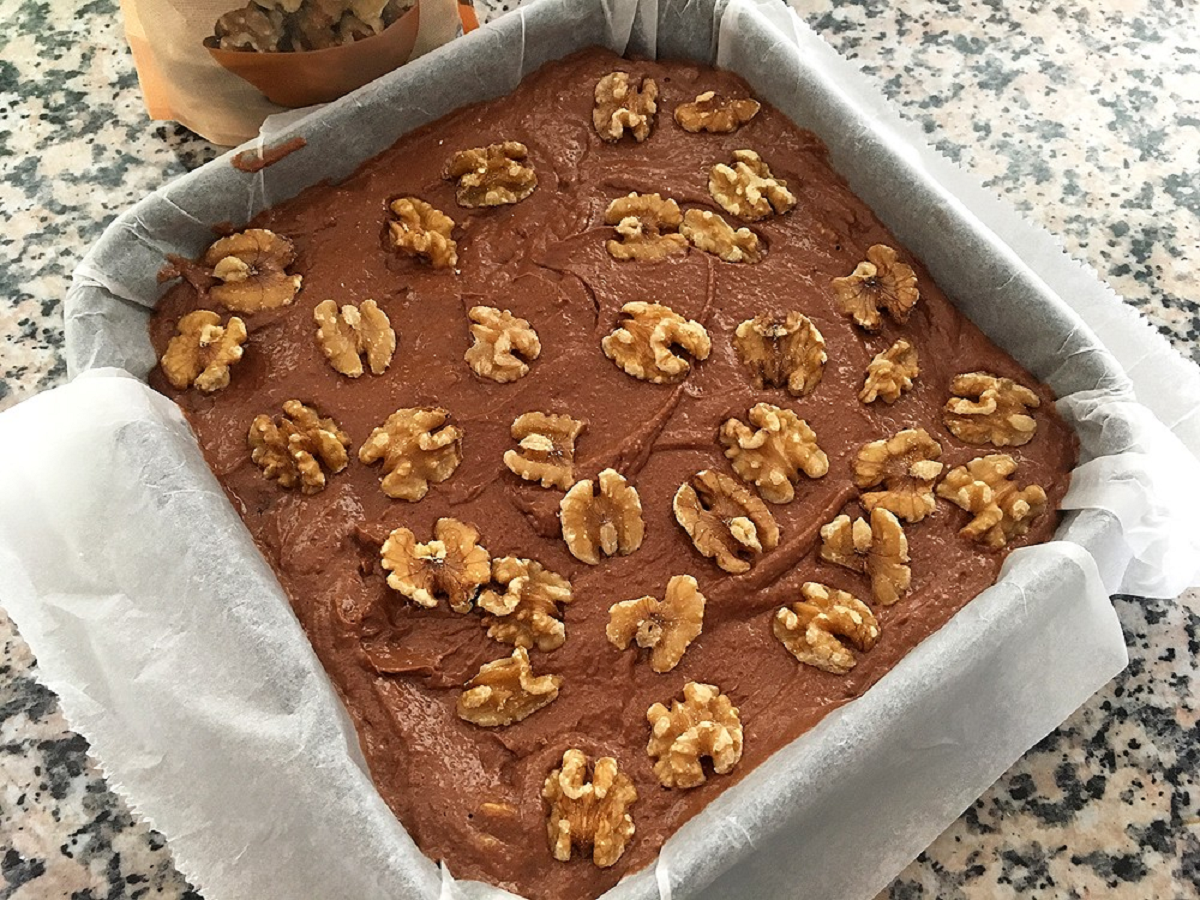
left=7, top=1, right=1197, bottom=899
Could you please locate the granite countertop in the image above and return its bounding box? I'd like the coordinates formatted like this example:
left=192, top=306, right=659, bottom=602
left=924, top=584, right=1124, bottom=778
left=1, top=0, right=1197, bottom=897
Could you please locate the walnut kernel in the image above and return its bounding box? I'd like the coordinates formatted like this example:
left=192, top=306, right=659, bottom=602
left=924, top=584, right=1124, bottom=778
left=313, top=298, right=395, bottom=377
left=160, top=310, right=247, bottom=392
left=719, top=403, right=829, bottom=504
left=936, top=454, right=1048, bottom=548
left=248, top=399, right=350, bottom=494
left=854, top=428, right=944, bottom=523
left=604, top=193, right=688, bottom=261
left=387, top=197, right=457, bottom=269
left=214, top=4, right=288, bottom=51
left=674, top=91, right=760, bottom=133
left=359, top=407, right=463, bottom=500
left=559, top=468, right=644, bottom=565
left=733, top=312, right=826, bottom=397
left=594, top=72, right=658, bottom=142
left=679, top=209, right=762, bottom=263
left=673, top=470, right=779, bottom=574
left=202, top=229, right=302, bottom=313
left=601, top=301, right=711, bottom=384
left=646, top=682, right=743, bottom=789
left=380, top=517, right=490, bottom=613
left=443, top=141, right=538, bottom=208
left=607, top=575, right=706, bottom=673
left=458, top=647, right=562, bottom=727
left=465, top=306, right=541, bottom=383
left=860, top=338, right=918, bottom=404
left=773, top=582, right=880, bottom=675
left=832, top=244, right=919, bottom=332
left=503, top=412, right=586, bottom=490
left=544, top=750, right=638, bottom=869
left=479, top=557, right=574, bottom=652
left=708, top=150, right=795, bottom=221
left=943, top=372, right=1040, bottom=447
left=820, top=509, right=911, bottom=606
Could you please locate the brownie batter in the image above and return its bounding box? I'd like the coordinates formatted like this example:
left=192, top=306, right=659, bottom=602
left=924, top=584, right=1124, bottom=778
left=148, top=48, right=1078, bottom=900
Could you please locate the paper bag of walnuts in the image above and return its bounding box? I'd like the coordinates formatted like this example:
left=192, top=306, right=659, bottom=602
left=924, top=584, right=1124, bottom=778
left=119, top=0, right=478, bottom=146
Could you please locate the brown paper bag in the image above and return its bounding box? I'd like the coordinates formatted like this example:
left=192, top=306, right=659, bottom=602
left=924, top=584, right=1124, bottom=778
left=119, top=0, right=477, bottom=146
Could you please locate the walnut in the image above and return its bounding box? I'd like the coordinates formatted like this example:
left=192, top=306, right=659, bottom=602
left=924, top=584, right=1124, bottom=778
left=943, top=372, right=1041, bottom=447
left=936, top=454, right=1048, bottom=549
left=708, top=150, right=795, bottom=221
left=464, top=306, right=541, bottom=383
left=719, top=403, right=829, bottom=504
left=359, top=407, right=463, bottom=500
left=380, top=517, right=490, bottom=613
left=202, top=229, right=302, bottom=313
left=543, top=749, right=638, bottom=868
left=832, top=244, right=919, bottom=332
left=443, top=141, right=538, bottom=208
left=160, top=310, right=247, bottom=392
left=559, top=468, right=644, bottom=565
left=604, top=193, right=688, bottom=261
left=386, top=197, right=458, bottom=269
left=678, top=209, right=762, bottom=263
left=673, top=470, right=779, bottom=574
left=457, top=647, right=562, bottom=727
left=733, top=312, right=826, bottom=397
left=860, top=339, right=918, bottom=404
left=819, top=509, right=911, bottom=606
left=645, top=682, right=742, bottom=789
left=854, top=428, right=944, bottom=523
left=593, top=72, right=658, bottom=142
left=312, top=298, right=395, bottom=377
left=774, top=583, right=880, bottom=675
left=674, top=91, right=761, bottom=133
left=503, top=412, right=586, bottom=490
left=479, top=557, right=574, bottom=652
left=607, top=575, right=706, bottom=673
left=214, top=3, right=287, bottom=51
left=601, top=301, right=711, bottom=384
left=248, top=400, right=350, bottom=494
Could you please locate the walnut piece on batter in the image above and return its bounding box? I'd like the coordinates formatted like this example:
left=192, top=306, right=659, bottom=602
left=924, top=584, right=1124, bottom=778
left=860, top=338, right=919, bottom=404
left=674, top=91, right=760, bottom=133
left=607, top=574, right=706, bottom=673
left=854, top=428, right=944, bottom=523
left=719, top=403, right=829, bottom=504
left=604, top=193, right=688, bottom=261
left=457, top=647, right=562, bottom=727
left=733, top=312, right=826, bottom=397
left=646, top=682, right=743, bottom=789
left=936, top=454, right=1048, bottom=549
left=359, top=406, right=463, bottom=501
left=832, top=244, right=919, bottom=332
left=593, top=71, right=658, bottom=142
left=943, top=372, right=1041, bottom=447
left=202, top=229, right=302, bottom=313
left=248, top=399, right=349, bottom=494
left=479, top=557, right=574, bottom=652
left=773, top=582, right=880, bottom=675
left=503, top=412, right=587, bottom=491
left=443, top=141, right=538, bottom=208
left=543, top=749, right=638, bottom=869
left=386, top=197, right=458, bottom=269
left=601, top=301, right=711, bottom=384
left=673, top=470, right=779, bottom=574
left=559, top=468, right=645, bottom=565
left=465, top=306, right=541, bottom=383
left=214, top=4, right=287, bottom=52
left=679, top=209, right=762, bottom=264
left=820, top=508, right=911, bottom=607
left=708, top=150, right=795, bottom=221
left=160, top=310, right=247, bottom=392
left=313, top=298, right=395, bottom=378
left=380, top=517, right=490, bottom=613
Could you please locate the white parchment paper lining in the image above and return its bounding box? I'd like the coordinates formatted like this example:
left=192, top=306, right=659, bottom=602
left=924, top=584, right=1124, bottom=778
left=3, top=2, right=1197, bottom=900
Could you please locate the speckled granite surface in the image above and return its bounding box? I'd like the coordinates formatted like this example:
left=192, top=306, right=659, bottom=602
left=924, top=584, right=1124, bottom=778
left=1, top=0, right=1197, bottom=897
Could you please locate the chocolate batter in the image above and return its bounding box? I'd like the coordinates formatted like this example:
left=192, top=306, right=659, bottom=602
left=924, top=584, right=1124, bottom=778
left=148, top=48, right=1077, bottom=900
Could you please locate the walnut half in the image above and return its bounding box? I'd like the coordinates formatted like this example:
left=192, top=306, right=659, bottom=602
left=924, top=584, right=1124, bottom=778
left=719, top=403, right=829, bottom=504
left=943, top=372, right=1040, bottom=447
left=203, top=229, right=302, bottom=313
left=646, top=682, right=743, bottom=789
left=679, top=209, right=762, bottom=264
left=733, top=312, right=826, bottom=397
left=544, top=749, right=638, bottom=869
left=560, top=469, right=645, bottom=565
left=774, top=582, right=880, bottom=675
left=860, top=339, right=918, bottom=404
left=313, top=298, right=395, bottom=378
left=832, top=244, right=919, bottom=332
left=604, top=193, right=688, bottom=261
left=854, top=428, right=944, bottom=523
left=503, top=412, right=586, bottom=490
left=674, top=91, right=760, bottom=133
left=594, top=72, right=658, bottom=142
left=607, top=574, right=706, bottom=673
left=820, top=509, right=911, bottom=606
left=708, top=150, right=795, bottom=221
left=380, top=517, right=490, bottom=613
left=387, top=197, right=457, bottom=269
left=479, top=557, right=574, bottom=652
left=248, top=400, right=349, bottom=494
left=673, top=470, right=779, bottom=574
left=601, top=301, right=711, bottom=384
left=443, top=141, right=537, bottom=208
left=160, top=310, right=247, bottom=392
left=359, top=407, right=463, bottom=501
left=936, top=454, right=1048, bottom=548
left=465, top=306, right=541, bottom=383
left=457, top=647, right=562, bottom=727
